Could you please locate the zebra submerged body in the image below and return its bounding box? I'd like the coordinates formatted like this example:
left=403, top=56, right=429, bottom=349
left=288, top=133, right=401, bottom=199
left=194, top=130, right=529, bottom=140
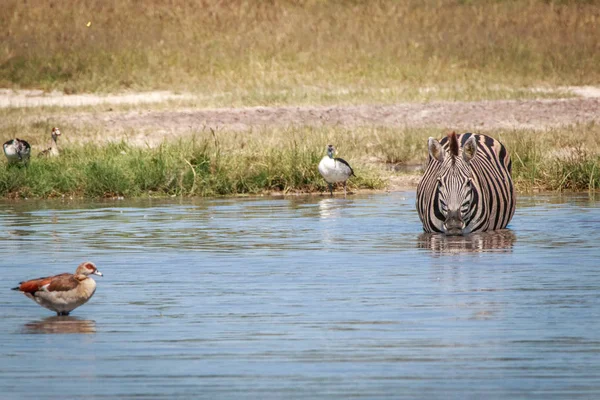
left=416, top=132, right=515, bottom=235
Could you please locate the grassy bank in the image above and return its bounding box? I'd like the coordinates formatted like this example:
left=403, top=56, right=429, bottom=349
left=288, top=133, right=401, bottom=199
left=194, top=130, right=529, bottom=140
left=1, top=123, right=599, bottom=198
left=1, top=0, right=599, bottom=104
left=0, top=138, right=384, bottom=198
left=505, top=124, right=600, bottom=192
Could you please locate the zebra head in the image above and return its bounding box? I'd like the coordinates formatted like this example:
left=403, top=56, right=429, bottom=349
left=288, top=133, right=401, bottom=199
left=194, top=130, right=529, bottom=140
left=428, top=132, right=478, bottom=236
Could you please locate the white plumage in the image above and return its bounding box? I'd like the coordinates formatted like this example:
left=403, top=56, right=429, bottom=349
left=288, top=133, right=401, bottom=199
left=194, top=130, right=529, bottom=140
left=3, top=138, right=31, bottom=164
left=318, top=144, right=354, bottom=196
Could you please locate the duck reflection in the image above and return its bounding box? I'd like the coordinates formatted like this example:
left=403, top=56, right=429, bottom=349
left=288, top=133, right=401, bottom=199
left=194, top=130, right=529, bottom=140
left=7, top=229, right=33, bottom=237
left=418, top=229, right=516, bottom=254
left=23, top=316, right=96, bottom=334
left=318, top=197, right=353, bottom=246
left=318, top=197, right=350, bottom=220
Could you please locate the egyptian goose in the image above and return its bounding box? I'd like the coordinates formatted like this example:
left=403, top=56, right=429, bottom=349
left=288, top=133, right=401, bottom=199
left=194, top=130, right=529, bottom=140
left=318, top=144, right=355, bottom=196
left=12, top=261, right=103, bottom=316
left=3, top=138, right=31, bottom=164
left=38, top=127, right=61, bottom=157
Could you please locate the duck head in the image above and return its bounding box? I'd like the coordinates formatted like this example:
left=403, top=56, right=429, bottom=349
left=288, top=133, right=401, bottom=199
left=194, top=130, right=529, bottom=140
left=75, top=261, right=103, bottom=277
left=326, top=144, right=335, bottom=158
left=51, top=127, right=61, bottom=141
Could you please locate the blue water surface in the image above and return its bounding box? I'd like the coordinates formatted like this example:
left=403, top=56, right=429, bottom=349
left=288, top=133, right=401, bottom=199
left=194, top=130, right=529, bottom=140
left=0, top=192, right=599, bottom=399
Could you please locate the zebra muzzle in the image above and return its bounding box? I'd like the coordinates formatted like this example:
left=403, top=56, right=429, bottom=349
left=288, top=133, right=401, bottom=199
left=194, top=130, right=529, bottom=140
left=444, top=211, right=465, bottom=235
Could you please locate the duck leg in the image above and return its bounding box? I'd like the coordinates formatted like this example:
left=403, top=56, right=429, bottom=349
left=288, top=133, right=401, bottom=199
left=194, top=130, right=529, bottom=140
left=328, top=183, right=333, bottom=197
left=343, top=182, right=347, bottom=197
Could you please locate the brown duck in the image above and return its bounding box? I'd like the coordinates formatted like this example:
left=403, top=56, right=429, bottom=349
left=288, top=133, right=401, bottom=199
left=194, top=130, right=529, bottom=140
left=38, top=127, right=62, bottom=157
left=12, top=261, right=103, bottom=316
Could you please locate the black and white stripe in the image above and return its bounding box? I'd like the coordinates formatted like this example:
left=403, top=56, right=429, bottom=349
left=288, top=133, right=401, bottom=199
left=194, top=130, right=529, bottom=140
left=416, top=132, right=515, bottom=235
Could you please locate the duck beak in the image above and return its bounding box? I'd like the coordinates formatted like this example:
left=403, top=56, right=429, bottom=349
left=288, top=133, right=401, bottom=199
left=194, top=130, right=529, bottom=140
left=93, top=270, right=103, bottom=277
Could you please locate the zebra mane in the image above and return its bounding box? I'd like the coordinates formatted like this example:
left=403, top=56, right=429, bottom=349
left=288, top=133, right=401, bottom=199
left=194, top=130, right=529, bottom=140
left=448, top=131, right=459, bottom=164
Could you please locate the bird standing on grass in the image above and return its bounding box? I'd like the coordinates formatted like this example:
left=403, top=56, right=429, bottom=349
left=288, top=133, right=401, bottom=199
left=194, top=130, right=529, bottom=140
left=318, top=144, right=354, bottom=197
left=12, top=261, right=103, bottom=316
left=38, top=127, right=62, bottom=157
left=3, top=138, right=31, bottom=165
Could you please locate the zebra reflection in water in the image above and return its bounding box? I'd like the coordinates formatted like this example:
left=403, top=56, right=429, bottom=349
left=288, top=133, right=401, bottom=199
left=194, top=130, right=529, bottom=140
left=417, top=229, right=516, bottom=255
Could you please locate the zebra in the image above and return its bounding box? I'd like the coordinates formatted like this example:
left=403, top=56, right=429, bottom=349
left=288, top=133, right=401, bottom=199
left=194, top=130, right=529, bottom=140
left=416, top=132, right=515, bottom=235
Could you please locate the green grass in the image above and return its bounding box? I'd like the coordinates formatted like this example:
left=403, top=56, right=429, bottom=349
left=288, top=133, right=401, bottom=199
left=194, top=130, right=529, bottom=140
left=365, top=123, right=600, bottom=193
left=0, top=138, right=384, bottom=198
left=1, top=0, right=598, bottom=104
left=1, top=123, right=599, bottom=198
left=503, top=123, right=600, bottom=192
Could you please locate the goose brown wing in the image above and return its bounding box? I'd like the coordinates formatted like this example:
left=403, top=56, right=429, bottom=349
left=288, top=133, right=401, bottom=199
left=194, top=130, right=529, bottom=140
left=38, top=148, right=51, bottom=157
left=46, top=275, right=80, bottom=292
left=335, top=157, right=355, bottom=176
left=17, top=273, right=73, bottom=293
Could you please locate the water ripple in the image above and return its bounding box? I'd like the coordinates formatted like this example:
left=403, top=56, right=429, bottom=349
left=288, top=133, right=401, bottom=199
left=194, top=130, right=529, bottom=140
left=1, top=192, right=599, bottom=399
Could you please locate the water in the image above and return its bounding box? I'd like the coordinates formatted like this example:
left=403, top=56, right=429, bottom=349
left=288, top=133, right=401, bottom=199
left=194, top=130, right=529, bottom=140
left=0, top=192, right=599, bottom=399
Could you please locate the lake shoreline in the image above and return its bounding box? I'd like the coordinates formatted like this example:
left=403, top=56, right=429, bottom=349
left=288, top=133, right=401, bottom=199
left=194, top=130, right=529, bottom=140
left=2, top=92, right=600, bottom=199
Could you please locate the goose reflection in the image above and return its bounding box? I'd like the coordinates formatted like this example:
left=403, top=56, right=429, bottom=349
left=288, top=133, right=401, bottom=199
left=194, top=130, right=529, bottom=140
left=7, top=229, right=33, bottom=237
left=318, top=197, right=351, bottom=220
left=417, top=229, right=516, bottom=255
left=318, top=197, right=353, bottom=246
left=23, top=316, right=96, bottom=334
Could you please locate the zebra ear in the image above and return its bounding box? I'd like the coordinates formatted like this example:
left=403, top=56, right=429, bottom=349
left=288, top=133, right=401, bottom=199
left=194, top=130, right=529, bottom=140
left=428, top=137, right=445, bottom=163
left=463, top=136, right=478, bottom=163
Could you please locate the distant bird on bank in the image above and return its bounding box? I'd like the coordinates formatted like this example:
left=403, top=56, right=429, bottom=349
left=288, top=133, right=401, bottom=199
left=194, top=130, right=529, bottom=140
left=3, top=138, right=31, bottom=165
left=38, top=127, right=62, bottom=157
left=12, top=261, right=103, bottom=316
left=318, top=144, right=355, bottom=197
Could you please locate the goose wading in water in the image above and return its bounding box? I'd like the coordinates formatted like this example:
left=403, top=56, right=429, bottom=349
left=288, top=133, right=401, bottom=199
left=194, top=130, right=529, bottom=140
left=12, top=261, right=103, bottom=316
left=318, top=144, right=355, bottom=196
left=38, top=127, right=62, bottom=157
left=3, top=138, right=31, bottom=165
